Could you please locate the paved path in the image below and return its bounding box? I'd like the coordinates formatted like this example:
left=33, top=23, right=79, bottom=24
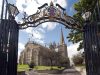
left=75, top=67, right=86, bottom=75
left=62, top=69, right=81, bottom=75
left=26, top=69, right=82, bottom=75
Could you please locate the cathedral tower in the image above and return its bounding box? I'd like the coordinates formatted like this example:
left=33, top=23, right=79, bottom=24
left=58, top=28, right=68, bottom=57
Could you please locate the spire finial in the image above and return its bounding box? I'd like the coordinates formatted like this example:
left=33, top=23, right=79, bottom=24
left=50, top=1, right=54, bottom=6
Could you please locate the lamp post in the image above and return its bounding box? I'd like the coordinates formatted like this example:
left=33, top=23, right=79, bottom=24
left=82, top=11, right=91, bottom=75
left=82, top=11, right=100, bottom=75
left=82, top=11, right=91, bottom=21
left=7, top=4, right=19, bottom=19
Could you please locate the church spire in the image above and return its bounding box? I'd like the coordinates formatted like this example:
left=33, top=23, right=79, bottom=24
left=60, top=28, right=65, bottom=45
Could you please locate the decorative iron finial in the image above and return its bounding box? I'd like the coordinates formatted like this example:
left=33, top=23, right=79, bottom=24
left=50, top=1, right=54, bottom=6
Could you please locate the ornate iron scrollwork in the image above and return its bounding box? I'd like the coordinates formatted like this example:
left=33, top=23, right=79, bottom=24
left=19, top=2, right=81, bottom=30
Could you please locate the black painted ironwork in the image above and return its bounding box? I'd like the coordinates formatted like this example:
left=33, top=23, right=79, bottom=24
left=7, top=4, right=19, bottom=18
left=0, top=0, right=100, bottom=75
left=0, top=19, right=19, bottom=75
left=0, top=0, right=19, bottom=75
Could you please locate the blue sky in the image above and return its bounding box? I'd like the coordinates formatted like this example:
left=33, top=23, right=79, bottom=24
left=0, top=0, right=80, bottom=58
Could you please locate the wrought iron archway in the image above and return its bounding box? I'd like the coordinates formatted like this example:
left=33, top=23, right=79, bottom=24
left=18, top=2, right=81, bottom=30
left=0, top=0, right=100, bottom=75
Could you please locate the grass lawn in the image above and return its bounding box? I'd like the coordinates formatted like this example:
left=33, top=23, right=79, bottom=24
left=17, top=64, right=65, bottom=72
left=17, top=64, right=29, bottom=72
left=34, top=66, right=64, bottom=70
left=75, top=64, right=85, bottom=68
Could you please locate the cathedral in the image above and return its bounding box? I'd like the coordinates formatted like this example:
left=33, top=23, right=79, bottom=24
left=19, top=28, right=69, bottom=66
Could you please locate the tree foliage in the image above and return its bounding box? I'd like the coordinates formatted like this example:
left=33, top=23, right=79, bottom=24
left=44, top=50, right=69, bottom=67
left=72, top=52, right=84, bottom=65
left=58, top=56, right=69, bottom=67
left=67, top=0, right=97, bottom=51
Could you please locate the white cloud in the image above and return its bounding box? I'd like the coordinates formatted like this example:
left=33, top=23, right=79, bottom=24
left=32, top=30, right=44, bottom=40
left=18, top=43, right=25, bottom=50
left=42, top=22, right=58, bottom=30
left=35, top=0, right=67, bottom=8
left=47, top=23, right=57, bottom=30
left=25, top=0, right=67, bottom=15
left=16, top=0, right=27, bottom=11
left=33, top=38, right=45, bottom=44
left=23, top=27, right=45, bottom=44
left=56, top=0, right=67, bottom=8
left=30, top=27, right=45, bottom=44
left=18, top=42, right=25, bottom=58
left=18, top=42, right=25, bottom=50
left=37, top=28, right=45, bottom=33
left=25, top=27, right=33, bottom=34
left=35, top=0, right=52, bottom=5
left=67, top=42, right=84, bottom=64
left=24, top=0, right=39, bottom=15
left=67, top=43, right=80, bottom=58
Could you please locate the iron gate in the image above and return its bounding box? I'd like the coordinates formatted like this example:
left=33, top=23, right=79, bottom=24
left=0, top=0, right=100, bottom=75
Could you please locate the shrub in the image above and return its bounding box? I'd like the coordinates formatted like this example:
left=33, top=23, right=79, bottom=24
left=28, top=61, right=35, bottom=69
left=59, top=56, right=69, bottom=67
left=58, top=66, right=61, bottom=69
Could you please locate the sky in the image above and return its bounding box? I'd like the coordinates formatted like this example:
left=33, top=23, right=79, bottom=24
left=0, top=0, right=80, bottom=59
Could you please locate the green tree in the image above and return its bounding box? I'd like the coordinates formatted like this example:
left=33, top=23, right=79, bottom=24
left=44, top=50, right=57, bottom=68
left=59, top=56, right=69, bottom=67
left=67, top=0, right=98, bottom=51
left=28, top=60, right=35, bottom=69
left=72, top=52, right=84, bottom=65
